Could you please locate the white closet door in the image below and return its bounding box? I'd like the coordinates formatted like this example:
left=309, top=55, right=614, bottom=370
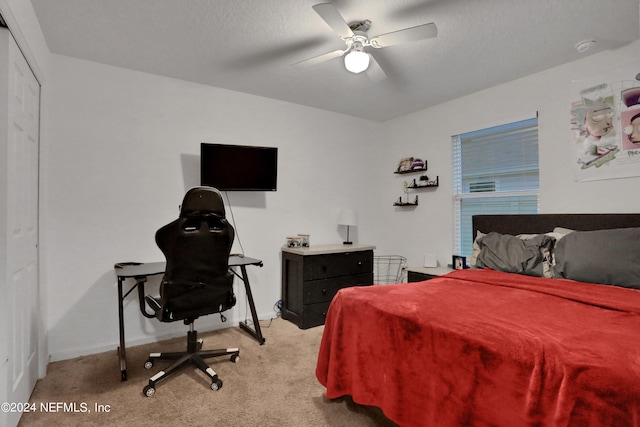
left=0, top=27, right=41, bottom=427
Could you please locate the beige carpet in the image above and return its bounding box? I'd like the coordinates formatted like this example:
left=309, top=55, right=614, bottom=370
left=18, top=318, right=398, bottom=426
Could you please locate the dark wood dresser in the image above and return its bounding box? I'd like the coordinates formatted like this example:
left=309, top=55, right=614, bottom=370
left=281, top=244, right=375, bottom=329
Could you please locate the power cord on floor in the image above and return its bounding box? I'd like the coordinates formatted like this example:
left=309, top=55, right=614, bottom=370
left=237, top=298, right=282, bottom=331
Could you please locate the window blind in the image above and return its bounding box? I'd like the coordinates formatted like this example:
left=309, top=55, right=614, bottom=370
left=452, top=117, right=539, bottom=256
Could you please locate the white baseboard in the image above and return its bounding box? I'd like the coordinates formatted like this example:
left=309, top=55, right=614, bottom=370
left=48, top=311, right=274, bottom=363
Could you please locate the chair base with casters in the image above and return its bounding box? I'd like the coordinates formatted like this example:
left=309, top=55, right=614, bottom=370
left=142, top=322, right=240, bottom=397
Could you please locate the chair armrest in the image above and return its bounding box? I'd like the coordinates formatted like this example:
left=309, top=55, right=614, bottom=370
left=145, top=295, right=162, bottom=312
left=135, top=276, right=159, bottom=319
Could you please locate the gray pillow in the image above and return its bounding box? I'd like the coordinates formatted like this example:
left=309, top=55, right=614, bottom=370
left=553, top=227, right=640, bottom=289
left=476, top=232, right=555, bottom=277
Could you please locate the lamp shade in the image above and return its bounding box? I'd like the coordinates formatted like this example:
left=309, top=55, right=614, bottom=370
left=337, top=209, right=358, bottom=226
left=344, top=50, right=370, bottom=74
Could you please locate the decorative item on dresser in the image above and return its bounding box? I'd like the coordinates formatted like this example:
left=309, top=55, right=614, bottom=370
left=281, top=244, right=375, bottom=329
left=337, top=209, right=358, bottom=245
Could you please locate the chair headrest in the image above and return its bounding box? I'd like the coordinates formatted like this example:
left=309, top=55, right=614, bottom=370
left=179, top=187, right=226, bottom=218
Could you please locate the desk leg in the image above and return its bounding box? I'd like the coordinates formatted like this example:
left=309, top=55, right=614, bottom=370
left=117, top=278, right=128, bottom=381
left=237, top=265, right=266, bottom=345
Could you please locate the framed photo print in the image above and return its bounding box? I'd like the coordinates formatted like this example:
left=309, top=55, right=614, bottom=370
left=452, top=255, right=467, bottom=270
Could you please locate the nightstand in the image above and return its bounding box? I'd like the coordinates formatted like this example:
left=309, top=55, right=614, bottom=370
left=281, top=244, right=375, bottom=329
left=407, top=266, right=454, bottom=282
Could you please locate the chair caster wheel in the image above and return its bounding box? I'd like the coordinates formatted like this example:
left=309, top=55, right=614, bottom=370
left=230, top=353, right=240, bottom=363
left=143, top=385, right=155, bottom=397
left=211, top=379, right=223, bottom=391
left=144, top=360, right=153, bottom=369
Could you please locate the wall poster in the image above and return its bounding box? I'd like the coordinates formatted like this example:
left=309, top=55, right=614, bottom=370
left=570, top=63, right=640, bottom=182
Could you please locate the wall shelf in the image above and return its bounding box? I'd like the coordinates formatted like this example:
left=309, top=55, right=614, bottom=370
left=408, top=176, right=439, bottom=188
left=394, top=195, right=419, bottom=206
left=394, top=167, right=427, bottom=175
left=393, top=157, right=437, bottom=207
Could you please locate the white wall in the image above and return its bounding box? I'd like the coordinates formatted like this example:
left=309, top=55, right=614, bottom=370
left=380, top=40, right=640, bottom=269
left=19, top=9, right=640, bottom=362
left=40, top=54, right=386, bottom=360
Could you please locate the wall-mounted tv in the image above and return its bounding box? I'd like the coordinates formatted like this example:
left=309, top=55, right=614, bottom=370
left=200, top=143, right=278, bottom=191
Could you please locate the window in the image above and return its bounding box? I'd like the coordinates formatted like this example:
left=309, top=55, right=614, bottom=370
left=452, top=117, right=539, bottom=256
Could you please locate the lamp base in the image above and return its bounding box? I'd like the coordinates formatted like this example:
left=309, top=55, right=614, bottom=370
left=343, top=241, right=353, bottom=245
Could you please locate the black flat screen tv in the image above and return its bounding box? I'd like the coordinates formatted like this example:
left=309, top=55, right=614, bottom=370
left=200, top=143, right=278, bottom=191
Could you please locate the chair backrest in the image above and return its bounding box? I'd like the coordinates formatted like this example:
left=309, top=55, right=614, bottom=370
left=155, top=187, right=236, bottom=321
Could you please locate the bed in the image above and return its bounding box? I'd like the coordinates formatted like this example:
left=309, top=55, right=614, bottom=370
left=316, top=214, right=640, bottom=427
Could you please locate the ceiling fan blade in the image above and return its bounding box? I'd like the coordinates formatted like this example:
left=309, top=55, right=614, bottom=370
left=291, top=49, right=345, bottom=69
left=366, top=54, right=387, bottom=82
left=312, top=3, right=354, bottom=38
left=370, top=23, right=437, bottom=48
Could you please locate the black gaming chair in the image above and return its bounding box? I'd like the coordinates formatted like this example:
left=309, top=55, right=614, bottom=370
left=142, top=187, right=239, bottom=397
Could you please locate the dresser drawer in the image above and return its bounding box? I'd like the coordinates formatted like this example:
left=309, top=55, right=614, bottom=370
left=303, top=250, right=373, bottom=281
left=300, top=301, right=332, bottom=329
left=303, top=273, right=373, bottom=304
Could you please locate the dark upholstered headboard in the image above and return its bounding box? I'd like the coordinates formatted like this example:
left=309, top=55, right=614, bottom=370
left=472, top=214, right=640, bottom=240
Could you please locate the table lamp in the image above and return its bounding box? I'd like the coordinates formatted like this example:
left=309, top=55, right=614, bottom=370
left=338, top=209, right=358, bottom=245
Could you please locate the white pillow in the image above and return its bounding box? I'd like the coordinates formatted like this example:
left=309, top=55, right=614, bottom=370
left=469, top=230, right=485, bottom=267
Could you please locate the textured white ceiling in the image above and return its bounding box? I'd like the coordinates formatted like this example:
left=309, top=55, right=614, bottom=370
left=31, top=0, right=640, bottom=122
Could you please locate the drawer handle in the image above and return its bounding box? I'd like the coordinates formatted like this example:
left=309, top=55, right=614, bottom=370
left=322, top=288, right=327, bottom=295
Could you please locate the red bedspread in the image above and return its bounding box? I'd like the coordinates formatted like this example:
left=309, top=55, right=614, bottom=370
left=316, top=269, right=640, bottom=427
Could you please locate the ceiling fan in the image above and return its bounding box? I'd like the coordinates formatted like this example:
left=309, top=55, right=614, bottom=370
left=291, top=3, right=438, bottom=81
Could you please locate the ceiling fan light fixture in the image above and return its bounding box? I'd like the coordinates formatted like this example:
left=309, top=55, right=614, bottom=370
left=344, top=49, right=370, bottom=73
